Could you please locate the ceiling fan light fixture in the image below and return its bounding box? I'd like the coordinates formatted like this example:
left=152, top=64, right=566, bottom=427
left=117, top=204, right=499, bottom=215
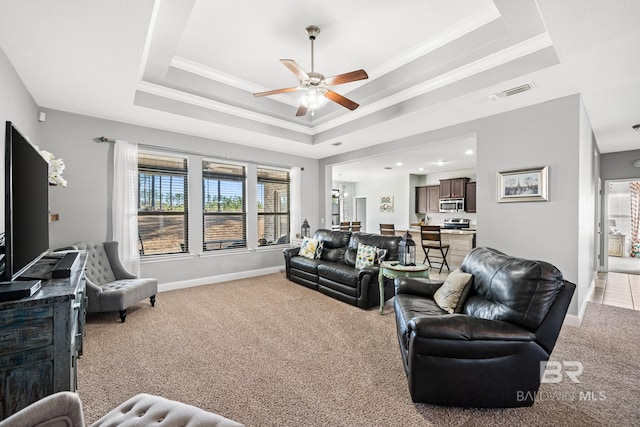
left=299, top=86, right=327, bottom=110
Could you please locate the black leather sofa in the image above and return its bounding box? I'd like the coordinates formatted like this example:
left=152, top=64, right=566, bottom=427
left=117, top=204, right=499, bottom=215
left=394, top=247, right=576, bottom=407
left=283, top=229, right=402, bottom=309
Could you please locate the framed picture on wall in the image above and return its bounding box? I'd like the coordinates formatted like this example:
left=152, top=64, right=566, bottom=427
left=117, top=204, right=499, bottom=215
left=380, top=195, right=394, bottom=212
left=497, top=166, right=549, bottom=202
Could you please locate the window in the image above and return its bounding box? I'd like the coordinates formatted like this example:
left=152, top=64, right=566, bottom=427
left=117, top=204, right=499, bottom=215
left=138, top=153, right=188, bottom=255
left=257, top=167, right=290, bottom=246
left=203, top=160, right=246, bottom=251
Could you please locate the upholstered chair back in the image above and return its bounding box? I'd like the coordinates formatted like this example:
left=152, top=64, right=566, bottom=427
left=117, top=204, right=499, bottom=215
left=73, top=241, right=116, bottom=285
left=460, top=247, right=565, bottom=331
left=313, top=229, right=351, bottom=263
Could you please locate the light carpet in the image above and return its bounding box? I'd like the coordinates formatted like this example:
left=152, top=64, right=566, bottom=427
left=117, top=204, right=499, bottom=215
left=77, top=273, right=640, bottom=426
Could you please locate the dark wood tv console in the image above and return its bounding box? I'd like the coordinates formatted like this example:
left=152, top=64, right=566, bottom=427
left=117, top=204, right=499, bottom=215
left=0, top=251, right=87, bottom=420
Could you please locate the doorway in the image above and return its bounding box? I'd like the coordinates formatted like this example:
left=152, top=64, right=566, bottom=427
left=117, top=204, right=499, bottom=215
left=355, top=197, right=367, bottom=232
left=605, top=179, right=640, bottom=274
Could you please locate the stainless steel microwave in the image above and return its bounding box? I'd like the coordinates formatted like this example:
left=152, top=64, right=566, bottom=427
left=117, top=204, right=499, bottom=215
left=439, top=198, right=465, bottom=213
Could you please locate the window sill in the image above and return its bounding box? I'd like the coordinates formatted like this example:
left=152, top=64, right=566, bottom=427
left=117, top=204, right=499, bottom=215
left=140, top=253, right=195, bottom=264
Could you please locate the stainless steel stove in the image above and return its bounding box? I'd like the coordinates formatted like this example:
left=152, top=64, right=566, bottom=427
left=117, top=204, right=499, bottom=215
left=443, top=218, right=470, bottom=229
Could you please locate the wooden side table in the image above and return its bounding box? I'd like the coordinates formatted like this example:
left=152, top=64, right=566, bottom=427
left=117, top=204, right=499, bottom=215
left=378, top=261, right=429, bottom=314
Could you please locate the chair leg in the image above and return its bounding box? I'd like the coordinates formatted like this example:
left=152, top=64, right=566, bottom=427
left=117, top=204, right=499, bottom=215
left=150, top=295, right=156, bottom=307
left=439, top=247, right=450, bottom=273
left=119, top=309, right=126, bottom=323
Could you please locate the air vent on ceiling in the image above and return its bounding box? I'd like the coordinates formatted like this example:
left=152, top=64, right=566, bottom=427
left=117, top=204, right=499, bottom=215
left=489, top=83, right=534, bottom=101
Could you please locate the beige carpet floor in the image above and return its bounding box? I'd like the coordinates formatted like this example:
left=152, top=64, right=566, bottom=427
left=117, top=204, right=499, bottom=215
left=77, top=273, right=640, bottom=426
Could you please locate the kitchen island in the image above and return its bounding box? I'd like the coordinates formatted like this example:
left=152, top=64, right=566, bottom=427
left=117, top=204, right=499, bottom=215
left=401, top=227, right=476, bottom=270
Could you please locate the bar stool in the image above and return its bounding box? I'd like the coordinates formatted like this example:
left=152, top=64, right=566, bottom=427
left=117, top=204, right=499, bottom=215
left=379, top=224, right=395, bottom=235
left=420, top=225, right=450, bottom=273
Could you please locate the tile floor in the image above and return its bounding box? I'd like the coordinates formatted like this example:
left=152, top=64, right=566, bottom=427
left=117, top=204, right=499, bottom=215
left=590, top=271, right=640, bottom=311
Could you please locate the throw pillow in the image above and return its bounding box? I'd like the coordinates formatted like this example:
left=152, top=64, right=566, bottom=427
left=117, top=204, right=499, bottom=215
left=355, top=243, right=378, bottom=269
left=299, top=237, right=321, bottom=259
left=433, top=268, right=473, bottom=314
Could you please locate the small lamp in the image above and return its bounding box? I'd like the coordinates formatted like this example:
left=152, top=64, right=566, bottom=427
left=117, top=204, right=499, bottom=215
left=398, top=231, right=416, bottom=266
left=301, top=219, right=311, bottom=238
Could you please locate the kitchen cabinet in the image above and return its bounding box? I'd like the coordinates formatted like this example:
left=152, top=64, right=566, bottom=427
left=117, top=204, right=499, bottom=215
left=465, top=181, right=477, bottom=213
left=415, top=185, right=440, bottom=214
left=427, top=185, right=440, bottom=213
left=415, top=186, right=427, bottom=213
left=439, top=178, right=469, bottom=199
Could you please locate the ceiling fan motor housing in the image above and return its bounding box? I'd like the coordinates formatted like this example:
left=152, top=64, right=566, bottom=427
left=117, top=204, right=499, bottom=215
left=305, top=25, right=320, bottom=40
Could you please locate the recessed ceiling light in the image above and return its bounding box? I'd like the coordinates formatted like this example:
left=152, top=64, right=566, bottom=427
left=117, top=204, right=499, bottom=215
left=436, top=160, right=446, bottom=166
left=633, top=124, right=640, bottom=132
left=418, top=167, right=424, bottom=171
left=396, top=162, right=403, bottom=166
left=384, top=167, right=392, bottom=170
left=465, top=149, right=474, bottom=155
left=331, top=141, right=344, bottom=146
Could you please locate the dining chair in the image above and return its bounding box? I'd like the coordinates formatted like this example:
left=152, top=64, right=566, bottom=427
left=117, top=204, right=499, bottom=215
left=340, top=221, right=351, bottom=231
left=379, top=224, right=395, bottom=236
left=420, top=225, right=450, bottom=273
left=350, top=221, right=361, bottom=232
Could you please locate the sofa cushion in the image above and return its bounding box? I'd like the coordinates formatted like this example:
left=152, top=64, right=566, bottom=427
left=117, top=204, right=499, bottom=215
left=317, top=263, right=359, bottom=288
left=355, top=243, right=377, bottom=268
left=313, top=229, right=350, bottom=263
left=289, top=256, right=324, bottom=274
left=433, top=269, right=473, bottom=314
left=460, top=247, right=564, bottom=331
left=344, top=232, right=402, bottom=266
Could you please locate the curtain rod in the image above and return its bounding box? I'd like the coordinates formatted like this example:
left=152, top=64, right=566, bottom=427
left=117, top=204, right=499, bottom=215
left=94, top=136, right=303, bottom=171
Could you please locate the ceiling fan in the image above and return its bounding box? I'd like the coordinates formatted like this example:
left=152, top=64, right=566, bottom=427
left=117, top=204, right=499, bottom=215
left=253, top=25, right=368, bottom=117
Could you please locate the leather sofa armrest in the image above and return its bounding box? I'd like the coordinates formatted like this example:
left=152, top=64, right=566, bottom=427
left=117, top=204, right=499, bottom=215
left=283, top=247, right=300, bottom=259
left=408, top=315, right=536, bottom=341
left=395, top=277, right=444, bottom=298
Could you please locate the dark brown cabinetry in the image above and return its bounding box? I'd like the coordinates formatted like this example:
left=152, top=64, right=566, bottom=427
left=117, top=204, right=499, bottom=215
left=465, top=181, right=477, bottom=213
left=427, top=185, right=440, bottom=213
left=0, top=252, right=87, bottom=420
left=415, top=185, right=440, bottom=213
left=439, top=178, right=469, bottom=199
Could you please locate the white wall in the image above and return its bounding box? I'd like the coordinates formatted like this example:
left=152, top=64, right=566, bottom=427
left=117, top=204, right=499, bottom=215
left=354, top=175, right=411, bottom=233
left=0, top=47, right=41, bottom=236
left=37, top=109, right=320, bottom=285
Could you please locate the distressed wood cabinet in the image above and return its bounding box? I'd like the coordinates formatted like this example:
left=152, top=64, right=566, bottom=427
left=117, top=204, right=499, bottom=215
left=0, top=252, right=87, bottom=420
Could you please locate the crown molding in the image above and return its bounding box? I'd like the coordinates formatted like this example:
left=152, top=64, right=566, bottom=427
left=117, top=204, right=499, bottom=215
left=313, top=33, right=554, bottom=134
left=136, top=80, right=313, bottom=135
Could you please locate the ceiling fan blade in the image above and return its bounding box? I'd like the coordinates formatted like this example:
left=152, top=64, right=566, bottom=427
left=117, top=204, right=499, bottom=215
left=280, top=59, right=310, bottom=81
left=325, top=90, right=359, bottom=111
left=325, top=69, right=368, bottom=86
left=295, top=105, right=308, bottom=116
left=253, top=86, right=299, bottom=97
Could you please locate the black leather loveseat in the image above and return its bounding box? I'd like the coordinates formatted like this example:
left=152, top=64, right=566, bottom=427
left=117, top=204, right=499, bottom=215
left=283, top=229, right=402, bottom=309
left=394, top=247, right=575, bottom=407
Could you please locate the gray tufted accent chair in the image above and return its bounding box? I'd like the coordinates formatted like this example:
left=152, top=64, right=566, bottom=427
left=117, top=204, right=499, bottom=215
left=0, top=392, right=244, bottom=427
left=73, top=241, right=158, bottom=323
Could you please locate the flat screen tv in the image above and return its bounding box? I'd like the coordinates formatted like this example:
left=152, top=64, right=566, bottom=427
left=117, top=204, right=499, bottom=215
left=2, top=121, right=50, bottom=281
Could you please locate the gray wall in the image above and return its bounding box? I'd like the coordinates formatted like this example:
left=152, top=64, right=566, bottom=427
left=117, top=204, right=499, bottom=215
left=601, top=149, right=640, bottom=181
left=37, top=109, right=320, bottom=285
left=0, top=47, right=41, bottom=233
left=321, top=95, right=597, bottom=317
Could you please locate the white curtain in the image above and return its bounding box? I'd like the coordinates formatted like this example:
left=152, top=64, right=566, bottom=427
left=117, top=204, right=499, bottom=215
left=290, top=166, right=302, bottom=239
left=630, top=182, right=640, bottom=257
left=113, top=140, right=140, bottom=275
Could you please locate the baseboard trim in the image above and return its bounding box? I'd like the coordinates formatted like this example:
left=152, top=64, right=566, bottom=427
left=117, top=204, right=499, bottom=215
left=158, top=266, right=285, bottom=292
left=563, top=276, right=597, bottom=328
